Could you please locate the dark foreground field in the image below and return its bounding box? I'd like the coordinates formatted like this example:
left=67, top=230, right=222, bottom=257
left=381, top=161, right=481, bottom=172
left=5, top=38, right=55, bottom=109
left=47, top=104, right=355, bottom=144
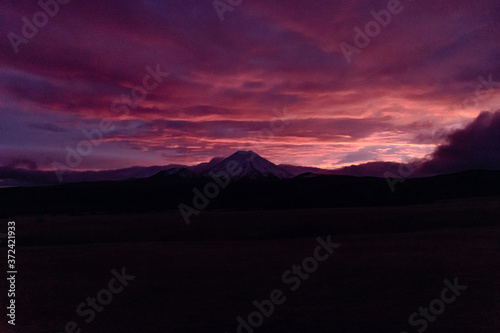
left=1, top=197, right=499, bottom=332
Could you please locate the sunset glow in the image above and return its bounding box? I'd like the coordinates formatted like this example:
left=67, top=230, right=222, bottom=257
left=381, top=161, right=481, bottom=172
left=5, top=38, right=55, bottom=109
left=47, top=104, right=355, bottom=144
left=1, top=0, right=499, bottom=175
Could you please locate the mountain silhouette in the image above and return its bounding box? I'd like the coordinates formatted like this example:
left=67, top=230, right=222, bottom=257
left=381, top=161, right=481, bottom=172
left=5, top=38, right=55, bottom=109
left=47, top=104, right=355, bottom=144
left=203, top=151, right=293, bottom=179
left=150, top=167, right=201, bottom=179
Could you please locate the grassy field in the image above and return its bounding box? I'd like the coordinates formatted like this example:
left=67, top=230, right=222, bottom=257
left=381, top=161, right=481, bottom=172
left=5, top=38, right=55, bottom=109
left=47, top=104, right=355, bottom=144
left=1, top=197, right=499, bottom=332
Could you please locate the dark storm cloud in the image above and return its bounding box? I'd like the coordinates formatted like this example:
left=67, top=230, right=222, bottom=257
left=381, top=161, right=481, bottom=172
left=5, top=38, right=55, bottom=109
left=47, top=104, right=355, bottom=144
left=419, top=110, right=500, bottom=175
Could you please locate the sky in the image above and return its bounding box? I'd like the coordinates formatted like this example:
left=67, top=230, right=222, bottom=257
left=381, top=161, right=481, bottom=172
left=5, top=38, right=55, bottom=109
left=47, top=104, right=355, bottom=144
left=1, top=0, right=500, bottom=182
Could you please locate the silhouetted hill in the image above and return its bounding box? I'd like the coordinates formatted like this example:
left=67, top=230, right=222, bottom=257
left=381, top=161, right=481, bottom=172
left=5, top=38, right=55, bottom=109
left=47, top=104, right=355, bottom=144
left=1, top=169, right=500, bottom=217
left=150, top=167, right=202, bottom=180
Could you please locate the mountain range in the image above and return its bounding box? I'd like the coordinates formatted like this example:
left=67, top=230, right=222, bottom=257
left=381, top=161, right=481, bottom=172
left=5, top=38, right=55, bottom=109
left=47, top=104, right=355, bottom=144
left=150, top=151, right=422, bottom=181
left=1, top=151, right=297, bottom=187
left=1, top=150, right=500, bottom=216
left=2, top=150, right=500, bottom=189
left=153, top=151, right=292, bottom=180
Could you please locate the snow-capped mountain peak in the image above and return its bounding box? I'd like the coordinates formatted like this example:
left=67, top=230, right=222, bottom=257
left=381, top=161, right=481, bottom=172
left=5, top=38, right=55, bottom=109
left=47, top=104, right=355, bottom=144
left=204, top=151, right=292, bottom=179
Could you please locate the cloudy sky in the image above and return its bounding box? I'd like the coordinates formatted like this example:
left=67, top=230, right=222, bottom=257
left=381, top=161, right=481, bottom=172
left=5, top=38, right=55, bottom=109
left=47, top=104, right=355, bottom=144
left=1, top=0, right=499, bottom=177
